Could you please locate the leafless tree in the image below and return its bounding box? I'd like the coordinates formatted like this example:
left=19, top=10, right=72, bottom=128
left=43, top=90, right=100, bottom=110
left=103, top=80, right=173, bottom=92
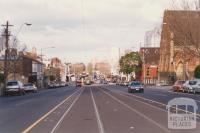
left=160, top=0, right=200, bottom=80
left=0, top=28, right=28, bottom=80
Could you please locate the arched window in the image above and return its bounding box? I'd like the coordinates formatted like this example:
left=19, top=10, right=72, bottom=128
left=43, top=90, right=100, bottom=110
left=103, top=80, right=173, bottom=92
left=176, top=62, right=183, bottom=79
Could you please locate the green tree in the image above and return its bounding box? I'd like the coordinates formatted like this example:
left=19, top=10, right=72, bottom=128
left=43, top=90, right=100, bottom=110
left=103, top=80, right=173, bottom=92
left=119, top=52, right=142, bottom=75
left=194, top=65, right=200, bottom=79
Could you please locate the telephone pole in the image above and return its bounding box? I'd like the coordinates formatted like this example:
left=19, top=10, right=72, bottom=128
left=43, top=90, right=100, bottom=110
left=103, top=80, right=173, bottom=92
left=1, top=21, right=13, bottom=96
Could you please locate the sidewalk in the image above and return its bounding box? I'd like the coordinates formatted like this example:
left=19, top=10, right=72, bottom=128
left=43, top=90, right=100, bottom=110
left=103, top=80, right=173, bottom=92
left=146, top=85, right=172, bottom=90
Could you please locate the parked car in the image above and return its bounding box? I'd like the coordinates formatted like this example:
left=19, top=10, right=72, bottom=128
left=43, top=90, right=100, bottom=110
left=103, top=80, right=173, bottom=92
left=60, top=82, right=66, bottom=87
left=5, top=80, right=25, bottom=95
left=191, top=80, right=200, bottom=94
left=48, top=83, right=55, bottom=89
left=182, top=80, right=197, bottom=93
left=128, top=81, right=144, bottom=93
left=24, top=83, right=38, bottom=93
left=172, top=80, right=185, bottom=92
left=124, top=82, right=129, bottom=86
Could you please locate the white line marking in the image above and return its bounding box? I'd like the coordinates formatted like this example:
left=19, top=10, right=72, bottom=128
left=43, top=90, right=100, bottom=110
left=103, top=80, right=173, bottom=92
left=117, top=92, right=166, bottom=112
left=22, top=88, right=81, bottom=133
left=99, top=88, right=171, bottom=133
left=90, top=88, right=105, bottom=133
left=105, top=88, right=200, bottom=122
left=153, top=93, right=167, bottom=97
left=50, top=88, right=84, bottom=133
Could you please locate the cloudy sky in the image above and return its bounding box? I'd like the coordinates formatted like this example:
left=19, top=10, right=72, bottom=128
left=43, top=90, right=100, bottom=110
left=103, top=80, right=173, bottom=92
left=0, top=0, right=170, bottom=63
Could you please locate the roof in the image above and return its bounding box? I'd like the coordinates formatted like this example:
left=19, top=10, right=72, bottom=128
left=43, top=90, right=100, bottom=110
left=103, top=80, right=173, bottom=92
left=140, top=47, right=160, bottom=65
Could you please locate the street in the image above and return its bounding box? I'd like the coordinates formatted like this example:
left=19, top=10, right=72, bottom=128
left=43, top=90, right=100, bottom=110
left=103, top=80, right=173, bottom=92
left=0, top=85, right=200, bottom=133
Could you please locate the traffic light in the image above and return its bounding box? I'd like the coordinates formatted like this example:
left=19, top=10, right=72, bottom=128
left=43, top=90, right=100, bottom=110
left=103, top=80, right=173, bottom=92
left=146, top=67, right=150, bottom=76
left=157, top=67, right=159, bottom=73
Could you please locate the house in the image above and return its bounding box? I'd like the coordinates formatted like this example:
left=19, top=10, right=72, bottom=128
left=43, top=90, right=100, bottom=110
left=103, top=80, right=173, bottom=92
left=0, top=50, right=44, bottom=88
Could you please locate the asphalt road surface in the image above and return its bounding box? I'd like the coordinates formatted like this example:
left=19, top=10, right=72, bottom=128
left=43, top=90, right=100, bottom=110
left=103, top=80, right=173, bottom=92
left=0, top=85, right=200, bottom=133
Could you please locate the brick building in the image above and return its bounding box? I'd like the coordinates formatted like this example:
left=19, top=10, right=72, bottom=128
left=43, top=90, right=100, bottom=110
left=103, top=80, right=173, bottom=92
left=139, top=47, right=160, bottom=84
left=160, top=10, right=200, bottom=83
left=0, top=51, right=44, bottom=87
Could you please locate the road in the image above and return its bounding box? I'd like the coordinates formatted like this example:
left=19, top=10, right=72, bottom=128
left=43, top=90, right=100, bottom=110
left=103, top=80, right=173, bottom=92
left=0, top=85, right=200, bottom=133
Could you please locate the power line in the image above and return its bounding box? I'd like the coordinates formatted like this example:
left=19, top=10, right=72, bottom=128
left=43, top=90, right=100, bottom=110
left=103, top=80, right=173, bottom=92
left=1, top=21, right=13, bottom=96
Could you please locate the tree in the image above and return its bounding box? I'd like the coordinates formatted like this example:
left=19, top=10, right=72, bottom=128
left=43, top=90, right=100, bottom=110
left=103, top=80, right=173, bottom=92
left=168, top=0, right=200, bottom=62
left=119, top=52, right=142, bottom=76
left=161, top=0, right=200, bottom=80
left=0, top=73, right=4, bottom=83
left=194, top=65, right=200, bottom=79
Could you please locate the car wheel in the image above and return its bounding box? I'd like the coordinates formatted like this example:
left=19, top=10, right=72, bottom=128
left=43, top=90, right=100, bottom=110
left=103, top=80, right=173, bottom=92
left=128, top=89, right=131, bottom=93
left=19, top=90, right=23, bottom=96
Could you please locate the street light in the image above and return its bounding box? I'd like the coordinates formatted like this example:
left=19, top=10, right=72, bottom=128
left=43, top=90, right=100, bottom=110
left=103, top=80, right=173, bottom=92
left=40, top=46, right=55, bottom=62
left=14, top=23, right=32, bottom=40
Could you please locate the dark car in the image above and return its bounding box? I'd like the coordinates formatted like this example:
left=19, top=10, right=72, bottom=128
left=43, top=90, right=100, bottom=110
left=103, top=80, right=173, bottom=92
left=172, top=80, right=185, bottom=92
left=128, top=81, right=144, bottom=93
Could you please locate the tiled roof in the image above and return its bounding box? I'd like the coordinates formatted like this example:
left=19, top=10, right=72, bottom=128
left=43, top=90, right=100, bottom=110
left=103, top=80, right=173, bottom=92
left=140, top=47, right=160, bottom=65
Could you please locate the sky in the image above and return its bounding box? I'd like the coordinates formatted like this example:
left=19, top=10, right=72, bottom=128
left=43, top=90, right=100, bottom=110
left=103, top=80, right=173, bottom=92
left=0, top=0, right=170, bottom=63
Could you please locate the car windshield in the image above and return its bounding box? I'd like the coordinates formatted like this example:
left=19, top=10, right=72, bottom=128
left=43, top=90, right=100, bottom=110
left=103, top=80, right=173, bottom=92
left=7, top=82, right=18, bottom=86
left=131, top=82, right=141, bottom=86
left=24, top=83, right=33, bottom=86
left=176, top=80, right=185, bottom=85
left=189, top=81, right=197, bottom=85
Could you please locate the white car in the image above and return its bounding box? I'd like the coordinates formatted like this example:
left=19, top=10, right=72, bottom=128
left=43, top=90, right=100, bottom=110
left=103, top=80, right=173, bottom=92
left=24, top=83, right=38, bottom=93
left=191, top=80, right=200, bottom=94
left=182, top=80, right=197, bottom=93
left=5, top=80, right=25, bottom=95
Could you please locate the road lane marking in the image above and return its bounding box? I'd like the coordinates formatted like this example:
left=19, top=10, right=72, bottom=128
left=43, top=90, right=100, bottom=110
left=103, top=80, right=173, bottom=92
left=168, top=91, right=200, bottom=103
left=22, top=88, right=81, bottom=133
left=90, top=88, right=105, bottom=133
left=153, top=93, right=167, bottom=97
left=104, top=88, right=200, bottom=119
left=117, top=92, right=167, bottom=112
left=99, top=88, right=170, bottom=133
left=50, top=88, right=84, bottom=133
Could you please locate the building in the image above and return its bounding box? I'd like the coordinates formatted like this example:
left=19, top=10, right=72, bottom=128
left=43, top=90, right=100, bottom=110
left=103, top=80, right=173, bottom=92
left=95, top=62, right=111, bottom=76
left=0, top=50, right=44, bottom=87
left=110, top=47, right=120, bottom=75
left=159, top=10, right=200, bottom=83
left=140, top=47, right=160, bottom=84
left=70, top=63, right=86, bottom=75
left=45, top=57, right=67, bottom=82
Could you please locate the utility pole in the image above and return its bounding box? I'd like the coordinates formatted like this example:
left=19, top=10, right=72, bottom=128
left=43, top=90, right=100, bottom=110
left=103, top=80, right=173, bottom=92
left=1, top=21, right=13, bottom=96
left=142, top=48, right=146, bottom=84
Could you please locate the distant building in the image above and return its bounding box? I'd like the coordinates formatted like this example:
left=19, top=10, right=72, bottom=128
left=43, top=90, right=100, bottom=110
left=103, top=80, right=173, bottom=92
left=95, top=62, right=111, bottom=76
left=71, top=63, right=86, bottom=75
left=51, top=57, right=62, bottom=68
left=110, top=47, right=120, bottom=75
left=45, top=57, right=67, bottom=82
left=144, top=31, right=153, bottom=47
